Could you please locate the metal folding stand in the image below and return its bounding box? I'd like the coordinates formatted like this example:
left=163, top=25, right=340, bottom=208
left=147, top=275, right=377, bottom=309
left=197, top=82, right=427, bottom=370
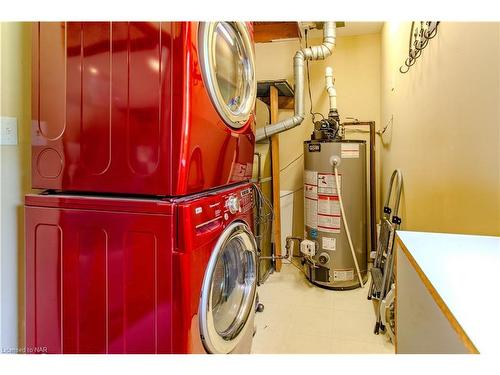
left=367, top=169, right=403, bottom=335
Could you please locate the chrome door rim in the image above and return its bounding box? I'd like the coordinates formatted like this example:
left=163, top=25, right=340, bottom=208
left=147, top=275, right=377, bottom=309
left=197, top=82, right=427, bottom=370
left=198, top=22, right=257, bottom=129
left=199, top=221, right=257, bottom=354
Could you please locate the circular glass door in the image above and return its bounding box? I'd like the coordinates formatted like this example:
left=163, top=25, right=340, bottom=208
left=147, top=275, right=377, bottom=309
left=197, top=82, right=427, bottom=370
left=199, top=22, right=257, bottom=129
left=199, top=222, right=257, bottom=353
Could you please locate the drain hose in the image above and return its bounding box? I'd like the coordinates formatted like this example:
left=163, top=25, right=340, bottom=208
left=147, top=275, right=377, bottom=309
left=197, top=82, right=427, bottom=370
left=333, top=165, right=364, bottom=288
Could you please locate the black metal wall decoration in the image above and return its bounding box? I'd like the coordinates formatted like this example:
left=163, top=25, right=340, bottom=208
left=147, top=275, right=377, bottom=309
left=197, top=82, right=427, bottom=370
left=400, top=22, right=440, bottom=74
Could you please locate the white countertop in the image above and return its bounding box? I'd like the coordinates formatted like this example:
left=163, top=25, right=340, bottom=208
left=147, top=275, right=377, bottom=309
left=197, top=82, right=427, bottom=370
left=396, top=231, right=500, bottom=354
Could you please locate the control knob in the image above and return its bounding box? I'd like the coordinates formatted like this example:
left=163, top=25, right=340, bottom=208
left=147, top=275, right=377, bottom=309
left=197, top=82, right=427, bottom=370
left=318, top=252, right=330, bottom=265
left=227, top=196, right=240, bottom=214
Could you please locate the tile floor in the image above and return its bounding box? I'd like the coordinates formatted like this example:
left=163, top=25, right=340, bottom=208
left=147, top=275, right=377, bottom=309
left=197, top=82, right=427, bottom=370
left=251, top=262, right=395, bottom=354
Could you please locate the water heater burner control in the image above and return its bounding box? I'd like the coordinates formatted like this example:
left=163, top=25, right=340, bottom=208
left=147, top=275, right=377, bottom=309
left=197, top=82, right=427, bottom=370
left=227, top=196, right=240, bottom=214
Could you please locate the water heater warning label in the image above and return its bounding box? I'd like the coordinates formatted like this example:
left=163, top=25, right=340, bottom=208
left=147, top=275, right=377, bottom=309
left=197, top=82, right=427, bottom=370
left=341, top=143, right=360, bottom=158
left=304, top=184, right=317, bottom=200
left=305, top=197, right=318, bottom=228
left=317, top=215, right=340, bottom=233
left=317, top=195, right=341, bottom=233
left=304, top=170, right=317, bottom=186
left=317, top=173, right=341, bottom=196
left=322, top=237, right=336, bottom=251
left=318, top=195, right=340, bottom=215
left=304, top=171, right=319, bottom=229
left=334, top=269, right=354, bottom=281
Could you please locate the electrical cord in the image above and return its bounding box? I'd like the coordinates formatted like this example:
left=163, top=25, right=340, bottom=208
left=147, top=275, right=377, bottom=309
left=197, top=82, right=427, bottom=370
left=289, top=256, right=307, bottom=275
left=305, top=29, right=313, bottom=120
left=251, top=183, right=274, bottom=261
left=280, top=153, right=303, bottom=173
left=304, top=29, right=324, bottom=123
left=251, top=183, right=274, bottom=225
left=279, top=187, right=303, bottom=199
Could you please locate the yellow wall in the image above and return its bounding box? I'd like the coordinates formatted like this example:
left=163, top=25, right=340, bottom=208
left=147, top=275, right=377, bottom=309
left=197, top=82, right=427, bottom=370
left=0, top=22, right=31, bottom=349
left=255, top=32, right=382, bottom=245
left=380, top=22, right=500, bottom=236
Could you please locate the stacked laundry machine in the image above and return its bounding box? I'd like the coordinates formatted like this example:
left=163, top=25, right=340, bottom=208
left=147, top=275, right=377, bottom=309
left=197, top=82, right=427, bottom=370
left=26, top=22, right=258, bottom=354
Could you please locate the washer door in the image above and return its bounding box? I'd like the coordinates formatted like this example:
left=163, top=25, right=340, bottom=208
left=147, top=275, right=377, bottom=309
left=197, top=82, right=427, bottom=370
left=199, top=22, right=257, bottom=129
left=199, top=221, right=257, bottom=354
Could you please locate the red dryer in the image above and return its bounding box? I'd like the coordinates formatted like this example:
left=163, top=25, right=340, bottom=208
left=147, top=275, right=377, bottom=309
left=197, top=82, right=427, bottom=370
left=25, top=183, right=257, bottom=354
left=31, top=22, right=256, bottom=196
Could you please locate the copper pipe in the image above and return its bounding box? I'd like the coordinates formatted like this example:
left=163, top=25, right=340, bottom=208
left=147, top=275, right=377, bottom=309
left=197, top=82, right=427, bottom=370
left=342, top=121, right=376, bottom=261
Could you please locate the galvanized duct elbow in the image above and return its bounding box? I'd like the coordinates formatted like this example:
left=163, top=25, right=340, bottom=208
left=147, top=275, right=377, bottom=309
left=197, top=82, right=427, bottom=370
left=256, top=21, right=336, bottom=142
left=300, top=21, right=336, bottom=61
left=255, top=114, right=305, bottom=140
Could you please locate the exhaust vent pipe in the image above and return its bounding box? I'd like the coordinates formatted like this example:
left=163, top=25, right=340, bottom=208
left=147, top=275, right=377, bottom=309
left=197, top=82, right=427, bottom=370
left=256, top=21, right=337, bottom=142
left=325, top=66, right=337, bottom=114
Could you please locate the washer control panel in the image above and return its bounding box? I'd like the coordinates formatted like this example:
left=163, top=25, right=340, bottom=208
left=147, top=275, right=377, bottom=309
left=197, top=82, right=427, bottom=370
left=187, top=186, right=253, bottom=229
left=223, top=188, right=252, bottom=216
left=176, top=184, right=254, bottom=251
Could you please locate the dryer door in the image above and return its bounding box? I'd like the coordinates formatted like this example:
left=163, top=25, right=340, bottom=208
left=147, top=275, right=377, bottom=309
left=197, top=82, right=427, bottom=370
left=199, top=22, right=257, bottom=129
left=199, top=221, right=257, bottom=354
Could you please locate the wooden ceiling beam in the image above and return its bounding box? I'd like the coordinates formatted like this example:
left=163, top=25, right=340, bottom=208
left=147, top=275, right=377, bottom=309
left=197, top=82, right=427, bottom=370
left=254, top=22, right=301, bottom=43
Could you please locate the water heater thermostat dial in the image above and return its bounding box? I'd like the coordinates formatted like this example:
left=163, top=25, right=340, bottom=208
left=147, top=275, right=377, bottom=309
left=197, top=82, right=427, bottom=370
left=227, top=196, right=240, bottom=214
left=318, top=252, right=330, bottom=265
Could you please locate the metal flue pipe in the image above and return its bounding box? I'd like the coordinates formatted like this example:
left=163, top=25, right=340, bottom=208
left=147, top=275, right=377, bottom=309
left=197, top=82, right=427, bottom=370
left=256, top=22, right=337, bottom=141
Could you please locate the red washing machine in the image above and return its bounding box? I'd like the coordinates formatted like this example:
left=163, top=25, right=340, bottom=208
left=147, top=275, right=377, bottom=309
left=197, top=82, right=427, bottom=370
left=25, top=183, right=257, bottom=354
left=31, top=22, right=256, bottom=196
